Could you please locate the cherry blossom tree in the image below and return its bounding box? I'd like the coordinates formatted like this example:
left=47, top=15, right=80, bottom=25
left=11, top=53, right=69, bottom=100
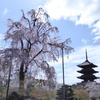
left=3, top=7, right=73, bottom=95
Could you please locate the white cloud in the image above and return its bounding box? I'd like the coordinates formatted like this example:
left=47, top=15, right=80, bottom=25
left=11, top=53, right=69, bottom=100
left=92, top=19, right=100, bottom=42
left=81, top=39, right=87, bottom=44
left=49, top=45, right=100, bottom=85
left=3, top=8, right=9, bottom=15
left=44, top=0, right=100, bottom=42
left=0, top=34, right=4, bottom=40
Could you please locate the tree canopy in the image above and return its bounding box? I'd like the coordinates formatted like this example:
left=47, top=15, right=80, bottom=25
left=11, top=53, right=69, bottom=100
left=0, top=7, right=73, bottom=95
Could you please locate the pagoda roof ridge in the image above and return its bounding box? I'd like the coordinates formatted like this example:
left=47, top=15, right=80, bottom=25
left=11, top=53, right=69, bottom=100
left=77, top=59, right=97, bottom=68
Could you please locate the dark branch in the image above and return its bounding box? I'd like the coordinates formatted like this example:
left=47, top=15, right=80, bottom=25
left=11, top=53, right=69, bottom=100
left=21, top=10, right=31, bottom=29
left=29, top=49, right=43, bottom=63
left=20, top=39, right=24, bottom=50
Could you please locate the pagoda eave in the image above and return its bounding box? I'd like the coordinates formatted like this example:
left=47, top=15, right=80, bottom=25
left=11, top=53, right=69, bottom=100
left=77, top=64, right=97, bottom=68
left=77, top=70, right=98, bottom=74
left=77, top=75, right=98, bottom=79
left=77, top=60, right=97, bottom=68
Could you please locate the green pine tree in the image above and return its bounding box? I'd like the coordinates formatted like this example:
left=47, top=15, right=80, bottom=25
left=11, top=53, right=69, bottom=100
left=56, top=85, right=75, bottom=100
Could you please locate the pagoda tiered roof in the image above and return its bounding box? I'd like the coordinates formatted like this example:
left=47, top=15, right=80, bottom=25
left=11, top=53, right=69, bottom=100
left=77, top=49, right=99, bottom=82
left=77, top=68, right=98, bottom=73
left=77, top=59, right=97, bottom=68
left=77, top=75, right=98, bottom=80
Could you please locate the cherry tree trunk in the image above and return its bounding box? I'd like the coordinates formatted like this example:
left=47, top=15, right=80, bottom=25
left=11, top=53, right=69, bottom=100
left=18, top=62, right=25, bottom=95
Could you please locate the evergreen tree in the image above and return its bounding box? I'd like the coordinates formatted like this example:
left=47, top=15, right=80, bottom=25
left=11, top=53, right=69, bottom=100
left=56, top=85, right=74, bottom=100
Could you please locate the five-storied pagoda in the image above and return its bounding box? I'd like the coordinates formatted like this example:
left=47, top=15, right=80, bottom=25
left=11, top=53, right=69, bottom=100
left=77, top=50, right=99, bottom=82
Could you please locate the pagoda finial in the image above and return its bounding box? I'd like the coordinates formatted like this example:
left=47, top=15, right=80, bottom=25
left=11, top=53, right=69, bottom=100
left=85, top=49, right=88, bottom=60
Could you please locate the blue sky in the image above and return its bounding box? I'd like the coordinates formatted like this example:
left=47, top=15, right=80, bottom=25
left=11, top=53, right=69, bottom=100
left=0, top=0, right=100, bottom=85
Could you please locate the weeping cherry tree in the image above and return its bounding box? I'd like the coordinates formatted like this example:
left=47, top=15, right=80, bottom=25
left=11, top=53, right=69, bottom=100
left=4, top=7, right=73, bottom=95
